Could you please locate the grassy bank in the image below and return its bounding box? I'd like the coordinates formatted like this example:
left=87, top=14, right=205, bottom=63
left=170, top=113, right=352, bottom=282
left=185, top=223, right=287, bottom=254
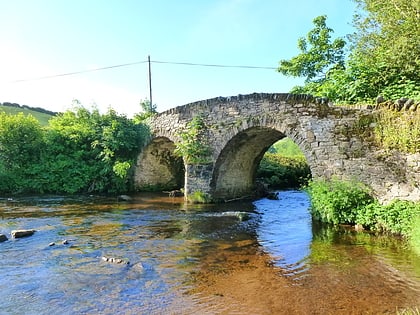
left=306, top=178, right=420, bottom=254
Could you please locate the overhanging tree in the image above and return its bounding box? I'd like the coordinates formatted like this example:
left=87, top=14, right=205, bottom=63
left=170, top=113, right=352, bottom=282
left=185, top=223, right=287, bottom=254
left=348, top=0, right=420, bottom=101
left=277, top=15, right=347, bottom=100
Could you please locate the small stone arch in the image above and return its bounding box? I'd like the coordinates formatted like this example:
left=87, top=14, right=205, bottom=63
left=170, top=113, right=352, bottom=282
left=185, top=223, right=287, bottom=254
left=134, top=136, right=184, bottom=191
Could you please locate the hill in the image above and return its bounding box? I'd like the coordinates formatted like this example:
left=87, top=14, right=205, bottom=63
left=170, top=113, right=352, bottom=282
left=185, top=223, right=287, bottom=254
left=0, top=102, right=57, bottom=126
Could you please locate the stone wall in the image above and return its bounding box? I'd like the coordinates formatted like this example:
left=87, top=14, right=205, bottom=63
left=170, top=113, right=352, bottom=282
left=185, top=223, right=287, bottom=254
left=135, top=93, right=420, bottom=203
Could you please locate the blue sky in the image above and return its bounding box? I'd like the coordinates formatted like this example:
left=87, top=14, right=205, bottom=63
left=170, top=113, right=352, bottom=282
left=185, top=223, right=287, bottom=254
left=1, top=0, right=357, bottom=116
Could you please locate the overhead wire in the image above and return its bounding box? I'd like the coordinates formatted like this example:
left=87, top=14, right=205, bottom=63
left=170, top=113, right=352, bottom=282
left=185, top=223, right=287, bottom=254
left=9, top=60, right=149, bottom=83
left=6, top=59, right=278, bottom=84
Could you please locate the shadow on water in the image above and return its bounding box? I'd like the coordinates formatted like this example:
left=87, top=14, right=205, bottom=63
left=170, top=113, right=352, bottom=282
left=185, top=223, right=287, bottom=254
left=0, top=191, right=419, bottom=314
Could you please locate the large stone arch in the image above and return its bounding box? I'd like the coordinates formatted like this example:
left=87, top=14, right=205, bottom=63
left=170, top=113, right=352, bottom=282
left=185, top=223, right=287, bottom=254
left=210, top=125, right=314, bottom=200
left=134, top=137, right=184, bottom=191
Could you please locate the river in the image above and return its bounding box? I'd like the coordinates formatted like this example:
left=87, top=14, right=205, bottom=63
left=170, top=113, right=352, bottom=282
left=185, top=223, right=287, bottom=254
left=0, top=190, right=419, bottom=314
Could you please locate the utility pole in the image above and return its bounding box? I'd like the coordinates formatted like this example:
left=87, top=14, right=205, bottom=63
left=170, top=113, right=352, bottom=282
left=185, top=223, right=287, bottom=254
left=148, top=55, right=152, bottom=112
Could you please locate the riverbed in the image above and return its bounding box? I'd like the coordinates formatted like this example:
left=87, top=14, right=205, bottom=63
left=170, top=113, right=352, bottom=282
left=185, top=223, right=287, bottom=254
left=0, top=191, right=419, bottom=314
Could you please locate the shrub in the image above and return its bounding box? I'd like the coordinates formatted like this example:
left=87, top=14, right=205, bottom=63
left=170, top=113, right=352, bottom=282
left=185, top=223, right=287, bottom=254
left=257, top=153, right=310, bottom=189
left=307, top=178, right=420, bottom=254
left=306, top=178, right=374, bottom=224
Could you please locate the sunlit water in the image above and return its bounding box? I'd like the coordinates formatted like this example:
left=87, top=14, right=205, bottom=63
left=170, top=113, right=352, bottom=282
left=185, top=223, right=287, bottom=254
left=0, top=191, right=419, bottom=314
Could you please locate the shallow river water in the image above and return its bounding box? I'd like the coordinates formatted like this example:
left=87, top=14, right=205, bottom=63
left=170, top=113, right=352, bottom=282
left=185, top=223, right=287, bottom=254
left=0, top=191, right=419, bottom=315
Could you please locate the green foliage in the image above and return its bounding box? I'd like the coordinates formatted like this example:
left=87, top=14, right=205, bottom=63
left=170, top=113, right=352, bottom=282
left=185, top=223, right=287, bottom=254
left=133, top=99, right=157, bottom=122
left=188, top=191, right=212, bottom=204
left=307, top=178, right=420, bottom=253
left=306, top=178, right=374, bottom=224
left=278, top=15, right=346, bottom=95
left=357, top=200, right=420, bottom=235
left=269, top=137, right=305, bottom=157
left=0, top=112, right=44, bottom=169
left=279, top=2, right=420, bottom=103
left=257, top=153, right=310, bottom=189
left=174, top=115, right=211, bottom=164
left=350, top=0, right=420, bottom=99
left=373, top=109, right=420, bottom=153
left=0, top=104, right=150, bottom=195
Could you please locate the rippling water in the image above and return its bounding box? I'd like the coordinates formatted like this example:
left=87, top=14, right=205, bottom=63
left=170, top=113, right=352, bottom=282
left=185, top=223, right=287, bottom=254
left=0, top=191, right=419, bottom=314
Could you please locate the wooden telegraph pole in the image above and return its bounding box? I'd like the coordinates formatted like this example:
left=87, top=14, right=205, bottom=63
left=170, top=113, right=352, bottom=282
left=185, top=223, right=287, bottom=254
left=148, top=55, right=152, bottom=112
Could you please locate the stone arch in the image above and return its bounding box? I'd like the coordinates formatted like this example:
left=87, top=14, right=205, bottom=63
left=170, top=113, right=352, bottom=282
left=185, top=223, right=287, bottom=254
left=210, top=124, right=315, bottom=200
left=134, top=136, right=184, bottom=191
left=210, top=127, right=285, bottom=200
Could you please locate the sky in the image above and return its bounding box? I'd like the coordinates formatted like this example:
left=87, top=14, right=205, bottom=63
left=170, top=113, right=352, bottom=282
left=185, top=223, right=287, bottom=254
left=0, top=0, right=357, bottom=116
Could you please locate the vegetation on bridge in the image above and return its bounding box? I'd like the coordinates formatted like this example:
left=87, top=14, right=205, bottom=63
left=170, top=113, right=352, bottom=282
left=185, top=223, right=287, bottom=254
left=174, top=115, right=211, bottom=164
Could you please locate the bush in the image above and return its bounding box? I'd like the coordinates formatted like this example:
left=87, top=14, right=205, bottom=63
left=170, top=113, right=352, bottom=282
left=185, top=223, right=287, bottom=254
left=257, top=153, right=310, bottom=189
left=0, top=106, right=150, bottom=195
left=357, top=200, right=420, bottom=235
left=307, top=178, right=420, bottom=254
left=306, top=178, right=375, bottom=224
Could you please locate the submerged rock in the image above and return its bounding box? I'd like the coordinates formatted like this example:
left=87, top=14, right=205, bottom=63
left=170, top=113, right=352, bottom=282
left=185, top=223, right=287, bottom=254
left=267, top=192, right=279, bottom=200
left=117, top=195, right=132, bottom=201
left=101, top=256, right=130, bottom=265
left=0, top=234, right=8, bottom=242
left=11, top=229, right=36, bottom=238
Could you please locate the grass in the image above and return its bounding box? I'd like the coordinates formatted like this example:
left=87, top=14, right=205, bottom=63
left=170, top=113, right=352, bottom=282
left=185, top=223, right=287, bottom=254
left=374, top=109, right=420, bottom=153
left=0, top=105, right=54, bottom=126
left=270, top=137, right=305, bottom=157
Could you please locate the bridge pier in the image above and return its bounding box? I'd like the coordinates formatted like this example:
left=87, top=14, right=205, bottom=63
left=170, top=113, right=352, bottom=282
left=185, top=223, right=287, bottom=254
left=184, top=164, right=213, bottom=198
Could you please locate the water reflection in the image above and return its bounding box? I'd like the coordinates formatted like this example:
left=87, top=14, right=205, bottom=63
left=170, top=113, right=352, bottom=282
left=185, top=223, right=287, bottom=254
left=0, top=191, right=419, bottom=314
left=255, top=190, right=312, bottom=276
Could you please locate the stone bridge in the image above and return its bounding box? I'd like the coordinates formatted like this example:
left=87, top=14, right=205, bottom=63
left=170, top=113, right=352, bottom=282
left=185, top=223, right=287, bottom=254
left=134, top=93, right=420, bottom=203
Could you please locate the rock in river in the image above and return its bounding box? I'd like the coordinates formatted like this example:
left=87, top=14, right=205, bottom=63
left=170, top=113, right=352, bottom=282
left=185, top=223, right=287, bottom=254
left=0, top=234, right=8, bottom=242
left=11, top=229, right=36, bottom=238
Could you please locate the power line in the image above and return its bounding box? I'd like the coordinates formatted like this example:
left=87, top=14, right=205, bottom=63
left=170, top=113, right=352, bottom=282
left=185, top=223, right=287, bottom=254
left=6, top=59, right=278, bottom=84
left=152, top=60, right=277, bottom=70
left=9, top=60, right=149, bottom=83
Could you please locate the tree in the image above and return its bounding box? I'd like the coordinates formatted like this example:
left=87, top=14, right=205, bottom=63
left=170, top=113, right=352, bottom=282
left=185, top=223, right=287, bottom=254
left=278, top=15, right=346, bottom=87
left=43, top=105, right=149, bottom=193
left=347, top=0, right=420, bottom=101
left=0, top=112, right=45, bottom=192
left=0, top=112, right=44, bottom=169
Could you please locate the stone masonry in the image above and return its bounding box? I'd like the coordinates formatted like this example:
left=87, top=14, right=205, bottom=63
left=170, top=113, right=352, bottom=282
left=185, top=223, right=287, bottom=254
left=134, top=93, right=420, bottom=203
